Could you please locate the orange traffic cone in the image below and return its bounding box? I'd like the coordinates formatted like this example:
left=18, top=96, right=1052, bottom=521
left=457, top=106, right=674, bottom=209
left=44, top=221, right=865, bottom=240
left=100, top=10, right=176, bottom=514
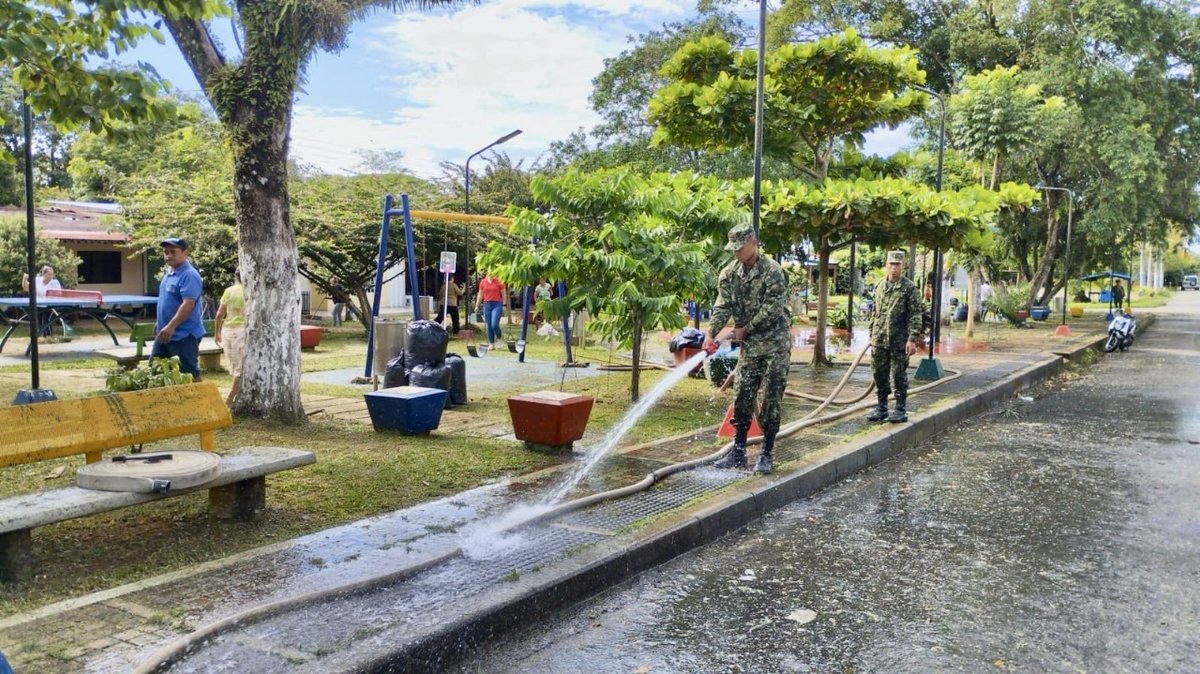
left=716, top=404, right=763, bottom=440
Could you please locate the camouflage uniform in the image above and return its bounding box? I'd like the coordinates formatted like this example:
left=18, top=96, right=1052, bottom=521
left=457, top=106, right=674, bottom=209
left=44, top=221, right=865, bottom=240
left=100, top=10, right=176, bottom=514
left=868, top=275, right=923, bottom=400
left=709, top=254, right=792, bottom=437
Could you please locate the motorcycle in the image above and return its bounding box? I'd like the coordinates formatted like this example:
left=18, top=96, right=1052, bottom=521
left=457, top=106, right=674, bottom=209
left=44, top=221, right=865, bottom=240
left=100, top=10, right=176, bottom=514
left=1103, top=309, right=1137, bottom=352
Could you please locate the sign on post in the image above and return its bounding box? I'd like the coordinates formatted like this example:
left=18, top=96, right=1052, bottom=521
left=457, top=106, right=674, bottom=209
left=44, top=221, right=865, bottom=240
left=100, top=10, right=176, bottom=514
left=439, top=251, right=457, bottom=275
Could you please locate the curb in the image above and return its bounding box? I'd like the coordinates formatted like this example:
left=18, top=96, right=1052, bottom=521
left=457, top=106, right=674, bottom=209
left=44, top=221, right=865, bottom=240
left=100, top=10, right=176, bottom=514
left=342, top=351, right=1078, bottom=673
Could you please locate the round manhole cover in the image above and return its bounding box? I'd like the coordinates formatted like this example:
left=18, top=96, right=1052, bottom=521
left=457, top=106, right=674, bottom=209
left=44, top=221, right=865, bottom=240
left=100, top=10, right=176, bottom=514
left=78, top=451, right=222, bottom=494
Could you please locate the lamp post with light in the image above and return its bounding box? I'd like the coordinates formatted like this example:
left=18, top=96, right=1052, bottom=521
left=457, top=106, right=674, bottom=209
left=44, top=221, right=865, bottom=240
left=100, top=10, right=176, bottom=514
left=1035, top=184, right=1075, bottom=337
left=462, top=129, right=522, bottom=313
left=913, top=84, right=945, bottom=381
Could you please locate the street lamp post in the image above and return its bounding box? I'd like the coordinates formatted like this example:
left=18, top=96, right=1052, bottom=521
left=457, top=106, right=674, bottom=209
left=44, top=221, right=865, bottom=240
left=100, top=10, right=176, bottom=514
left=1035, top=184, right=1075, bottom=337
left=463, top=129, right=522, bottom=315
left=914, top=84, right=945, bottom=381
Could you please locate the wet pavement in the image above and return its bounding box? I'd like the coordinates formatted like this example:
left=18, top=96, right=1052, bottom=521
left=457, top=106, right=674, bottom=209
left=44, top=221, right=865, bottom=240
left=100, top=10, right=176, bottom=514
left=1, top=296, right=1195, bottom=672
left=457, top=303, right=1200, bottom=673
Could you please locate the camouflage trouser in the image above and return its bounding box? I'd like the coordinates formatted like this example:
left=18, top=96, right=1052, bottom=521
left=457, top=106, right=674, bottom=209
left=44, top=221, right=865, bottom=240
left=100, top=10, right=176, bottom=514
left=733, top=348, right=791, bottom=437
left=871, top=345, right=910, bottom=397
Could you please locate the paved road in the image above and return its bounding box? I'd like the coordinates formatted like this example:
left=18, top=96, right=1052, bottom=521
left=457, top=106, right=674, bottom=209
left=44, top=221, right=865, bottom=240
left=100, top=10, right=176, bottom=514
left=456, top=294, right=1200, bottom=673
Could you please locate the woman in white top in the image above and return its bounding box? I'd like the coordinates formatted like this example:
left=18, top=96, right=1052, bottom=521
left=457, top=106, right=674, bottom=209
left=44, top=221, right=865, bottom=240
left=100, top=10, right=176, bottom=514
left=22, top=266, right=62, bottom=297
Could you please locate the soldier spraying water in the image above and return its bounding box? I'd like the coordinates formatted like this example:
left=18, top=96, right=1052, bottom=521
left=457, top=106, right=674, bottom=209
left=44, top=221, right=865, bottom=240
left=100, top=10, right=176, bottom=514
left=703, top=224, right=792, bottom=474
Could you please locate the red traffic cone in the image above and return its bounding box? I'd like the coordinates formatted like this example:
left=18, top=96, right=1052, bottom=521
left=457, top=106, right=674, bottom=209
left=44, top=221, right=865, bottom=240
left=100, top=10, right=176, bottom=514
left=716, top=404, right=763, bottom=440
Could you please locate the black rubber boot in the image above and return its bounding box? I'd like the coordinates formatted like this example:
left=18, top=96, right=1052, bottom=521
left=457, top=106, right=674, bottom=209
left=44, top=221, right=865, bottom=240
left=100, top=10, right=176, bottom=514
left=866, top=391, right=889, bottom=422
left=714, top=428, right=748, bottom=469
left=888, top=392, right=908, bottom=423
left=753, top=434, right=774, bottom=475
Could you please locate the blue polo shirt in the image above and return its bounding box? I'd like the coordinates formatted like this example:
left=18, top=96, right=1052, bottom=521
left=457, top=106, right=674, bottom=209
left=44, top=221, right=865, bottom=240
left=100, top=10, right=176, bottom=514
left=156, top=260, right=206, bottom=340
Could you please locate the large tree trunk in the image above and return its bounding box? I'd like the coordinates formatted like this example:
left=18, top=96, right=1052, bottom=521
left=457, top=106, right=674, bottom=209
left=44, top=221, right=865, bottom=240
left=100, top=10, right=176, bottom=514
left=169, top=8, right=306, bottom=422
left=1028, top=195, right=1062, bottom=299
left=810, top=238, right=832, bottom=367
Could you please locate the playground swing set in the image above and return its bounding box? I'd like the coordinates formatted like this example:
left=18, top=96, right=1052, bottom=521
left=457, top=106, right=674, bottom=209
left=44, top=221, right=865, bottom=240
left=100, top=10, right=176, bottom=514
left=361, top=194, right=584, bottom=381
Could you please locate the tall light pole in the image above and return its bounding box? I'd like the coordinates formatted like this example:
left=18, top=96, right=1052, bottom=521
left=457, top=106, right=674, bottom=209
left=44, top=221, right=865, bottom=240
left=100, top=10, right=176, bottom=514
left=463, top=129, right=522, bottom=314
left=1035, top=184, right=1075, bottom=337
left=914, top=84, right=945, bottom=381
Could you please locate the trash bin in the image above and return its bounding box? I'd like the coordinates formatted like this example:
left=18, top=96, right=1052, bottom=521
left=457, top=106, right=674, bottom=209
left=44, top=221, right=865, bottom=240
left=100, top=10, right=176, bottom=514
left=1100, top=290, right=1112, bottom=303
left=373, top=319, right=407, bottom=377
left=1052, top=296, right=1065, bottom=313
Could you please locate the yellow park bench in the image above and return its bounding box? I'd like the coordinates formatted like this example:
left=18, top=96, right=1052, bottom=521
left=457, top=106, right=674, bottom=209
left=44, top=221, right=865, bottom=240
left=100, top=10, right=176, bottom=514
left=0, top=382, right=315, bottom=582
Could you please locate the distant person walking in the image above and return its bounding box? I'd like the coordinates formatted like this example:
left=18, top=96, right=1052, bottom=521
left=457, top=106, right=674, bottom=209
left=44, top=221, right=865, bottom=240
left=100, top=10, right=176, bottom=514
left=436, top=276, right=465, bottom=334
left=474, top=271, right=506, bottom=347
left=329, top=276, right=348, bottom=327
left=703, top=223, right=792, bottom=475
left=21, top=265, right=61, bottom=297
left=978, top=279, right=993, bottom=321
left=153, top=237, right=206, bottom=381
left=1112, top=279, right=1126, bottom=310
left=214, top=272, right=246, bottom=406
left=867, top=250, right=923, bottom=423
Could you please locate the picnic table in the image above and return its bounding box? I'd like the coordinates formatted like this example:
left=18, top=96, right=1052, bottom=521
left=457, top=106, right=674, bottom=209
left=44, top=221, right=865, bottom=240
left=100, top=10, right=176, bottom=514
left=0, top=290, right=158, bottom=354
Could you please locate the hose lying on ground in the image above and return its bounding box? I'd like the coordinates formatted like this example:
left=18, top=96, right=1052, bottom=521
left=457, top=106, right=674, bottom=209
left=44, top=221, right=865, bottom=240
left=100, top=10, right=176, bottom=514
left=135, top=346, right=957, bottom=673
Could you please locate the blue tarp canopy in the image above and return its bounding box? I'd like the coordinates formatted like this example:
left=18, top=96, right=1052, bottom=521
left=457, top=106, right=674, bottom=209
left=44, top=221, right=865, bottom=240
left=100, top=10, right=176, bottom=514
left=1080, top=270, right=1131, bottom=282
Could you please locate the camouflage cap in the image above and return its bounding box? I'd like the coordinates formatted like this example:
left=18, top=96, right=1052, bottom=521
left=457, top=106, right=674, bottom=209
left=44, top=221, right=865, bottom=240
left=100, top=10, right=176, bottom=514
left=886, top=250, right=906, bottom=263
left=724, top=224, right=757, bottom=251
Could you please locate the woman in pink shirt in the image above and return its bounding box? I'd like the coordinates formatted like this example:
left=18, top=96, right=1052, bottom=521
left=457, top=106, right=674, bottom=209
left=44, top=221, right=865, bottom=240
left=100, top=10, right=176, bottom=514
left=474, top=272, right=506, bottom=347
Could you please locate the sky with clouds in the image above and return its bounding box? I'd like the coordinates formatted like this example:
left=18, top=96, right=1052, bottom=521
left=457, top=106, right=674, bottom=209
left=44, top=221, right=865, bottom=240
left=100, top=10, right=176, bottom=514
left=138, top=0, right=912, bottom=179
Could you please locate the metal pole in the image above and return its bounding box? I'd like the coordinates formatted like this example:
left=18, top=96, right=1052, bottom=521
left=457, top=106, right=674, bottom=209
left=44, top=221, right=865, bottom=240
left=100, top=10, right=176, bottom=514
left=401, top=194, right=421, bottom=319
left=914, top=85, right=945, bottom=366
left=23, top=94, right=39, bottom=390
left=750, top=0, right=767, bottom=239
left=462, top=130, right=522, bottom=315
left=846, top=239, right=856, bottom=334
left=363, top=194, right=394, bottom=378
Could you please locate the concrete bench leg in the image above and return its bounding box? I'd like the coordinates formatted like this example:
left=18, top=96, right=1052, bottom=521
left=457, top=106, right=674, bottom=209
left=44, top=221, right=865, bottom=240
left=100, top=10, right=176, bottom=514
left=199, top=352, right=223, bottom=372
left=0, top=529, right=33, bottom=583
left=209, top=477, right=266, bottom=521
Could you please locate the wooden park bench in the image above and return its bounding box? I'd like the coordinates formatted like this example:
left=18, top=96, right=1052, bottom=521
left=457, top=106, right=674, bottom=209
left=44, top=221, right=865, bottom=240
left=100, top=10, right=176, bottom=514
left=0, top=382, right=315, bottom=582
left=95, top=321, right=224, bottom=371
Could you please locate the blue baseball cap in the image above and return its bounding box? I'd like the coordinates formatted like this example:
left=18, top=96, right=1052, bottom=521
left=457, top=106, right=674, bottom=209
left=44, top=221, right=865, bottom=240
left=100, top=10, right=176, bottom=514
left=160, top=237, right=189, bottom=250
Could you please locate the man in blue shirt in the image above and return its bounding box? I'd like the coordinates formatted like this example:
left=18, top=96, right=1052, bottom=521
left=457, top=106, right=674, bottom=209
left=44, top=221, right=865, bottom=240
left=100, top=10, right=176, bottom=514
left=153, top=237, right=206, bottom=380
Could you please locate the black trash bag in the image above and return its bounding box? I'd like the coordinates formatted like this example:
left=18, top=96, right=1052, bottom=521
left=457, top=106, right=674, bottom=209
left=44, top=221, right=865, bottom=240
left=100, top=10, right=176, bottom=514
left=408, top=361, right=452, bottom=408
left=383, top=353, right=407, bottom=388
left=445, top=353, right=468, bottom=405
left=669, top=327, right=706, bottom=353
left=405, top=319, right=449, bottom=367
left=955, top=302, right=969, bottom=322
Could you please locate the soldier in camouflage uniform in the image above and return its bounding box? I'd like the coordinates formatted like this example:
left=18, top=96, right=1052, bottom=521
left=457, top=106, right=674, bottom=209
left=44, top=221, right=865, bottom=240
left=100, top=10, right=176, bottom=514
left=703, top=224, right=792, bottom=474
left=867, top=250, right=924, bottom=423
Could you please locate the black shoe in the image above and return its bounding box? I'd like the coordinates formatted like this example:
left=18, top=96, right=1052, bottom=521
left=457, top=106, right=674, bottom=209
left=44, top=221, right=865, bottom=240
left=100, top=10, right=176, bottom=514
left=888, top=394, right=908, bottom=423
left=753, top=452, right=772, bottom=474
left=866, top=406, right=889, bottom=422
left=714, top=444, right=747, bottom=469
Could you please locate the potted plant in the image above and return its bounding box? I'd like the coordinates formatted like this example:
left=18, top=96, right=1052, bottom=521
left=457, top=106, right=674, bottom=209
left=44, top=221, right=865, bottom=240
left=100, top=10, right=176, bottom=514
left=829, top=305, right=852, bottom=332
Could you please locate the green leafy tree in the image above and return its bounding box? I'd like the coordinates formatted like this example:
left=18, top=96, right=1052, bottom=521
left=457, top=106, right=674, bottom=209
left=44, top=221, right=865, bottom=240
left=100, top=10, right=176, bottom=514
left=478, top=168, right=740, bottom=401
left=649, top=29, right=927, bottom=364
left=5, top=0, right=460, bottom=422
left=0, top=216, right=80, bottom=294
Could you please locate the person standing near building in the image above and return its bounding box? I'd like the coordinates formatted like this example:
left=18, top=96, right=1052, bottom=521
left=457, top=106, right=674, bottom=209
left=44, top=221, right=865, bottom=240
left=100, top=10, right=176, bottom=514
left=1111, top=278, right=1126, bottom=310
left=474, top=271, right=506, bottom=348
left=702, top=223, right=792, bottom=475
left=867, top=250, right=923, bottom=423
left=214, top=271, right=246, bottom=406
left=21, top=266, right=62, bottom=297
left=329, top=276, right=347, bottom=327
left=153, top=237, right=206, bottom=381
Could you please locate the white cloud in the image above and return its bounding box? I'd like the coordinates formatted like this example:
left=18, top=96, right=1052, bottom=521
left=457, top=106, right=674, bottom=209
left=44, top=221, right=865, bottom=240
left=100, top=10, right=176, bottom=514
left=289, top=0, right=691, bottom=178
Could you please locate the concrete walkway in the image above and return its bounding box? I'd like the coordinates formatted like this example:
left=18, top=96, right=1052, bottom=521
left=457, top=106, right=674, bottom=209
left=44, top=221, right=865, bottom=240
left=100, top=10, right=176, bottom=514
left=0, top=315, right=1140, bottom=673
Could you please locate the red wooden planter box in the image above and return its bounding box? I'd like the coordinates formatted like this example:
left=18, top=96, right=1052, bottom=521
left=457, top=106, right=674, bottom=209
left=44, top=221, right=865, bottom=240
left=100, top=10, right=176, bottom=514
left=300, top=325, right=323, bottom=349
left=507, top=391, right=594, bottom=451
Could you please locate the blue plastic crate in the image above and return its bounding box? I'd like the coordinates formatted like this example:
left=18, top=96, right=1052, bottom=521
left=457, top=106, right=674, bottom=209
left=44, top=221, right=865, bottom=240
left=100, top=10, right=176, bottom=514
left=364, top=386, right=447, bottom=435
